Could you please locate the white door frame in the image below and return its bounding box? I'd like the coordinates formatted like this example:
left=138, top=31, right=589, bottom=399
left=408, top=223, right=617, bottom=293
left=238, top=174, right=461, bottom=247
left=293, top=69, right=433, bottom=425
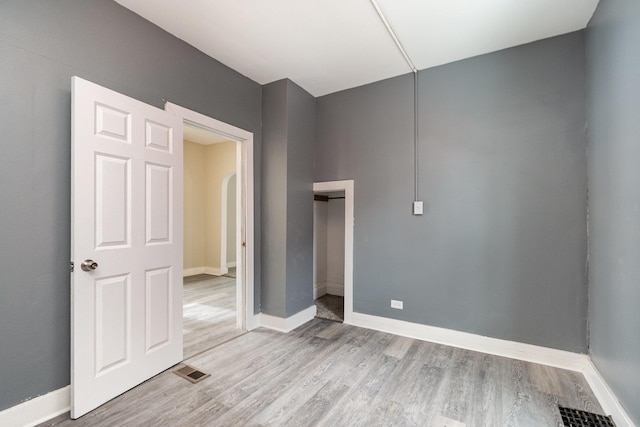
left=313, top=180, right=354, bottom=324
left=165, top=102, right=257, bottom=330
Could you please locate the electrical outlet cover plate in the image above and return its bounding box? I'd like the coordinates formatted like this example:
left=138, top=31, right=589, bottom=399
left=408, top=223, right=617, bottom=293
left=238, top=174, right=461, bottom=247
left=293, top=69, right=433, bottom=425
left=391, top=299, right=403, bottom=309
left=413, top=201, right=423, bottom=215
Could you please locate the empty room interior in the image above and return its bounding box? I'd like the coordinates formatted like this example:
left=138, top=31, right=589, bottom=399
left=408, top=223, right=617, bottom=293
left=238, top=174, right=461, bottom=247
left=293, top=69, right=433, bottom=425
left=0, top=0, right=639, bottom=426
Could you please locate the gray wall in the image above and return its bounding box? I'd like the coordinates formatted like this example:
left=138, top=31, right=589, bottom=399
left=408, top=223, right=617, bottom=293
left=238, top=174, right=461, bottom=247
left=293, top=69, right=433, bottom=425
left=284, top=81, right=315, bottom=317
left=586, top=0, right=640, bottom=423
left=262, top=79, right=315, bottom=318
left=0, top=0, right=262, bottom=412
left=316, top=32, right=588, bottom=352
left=261, top=80, right=289, bottom=317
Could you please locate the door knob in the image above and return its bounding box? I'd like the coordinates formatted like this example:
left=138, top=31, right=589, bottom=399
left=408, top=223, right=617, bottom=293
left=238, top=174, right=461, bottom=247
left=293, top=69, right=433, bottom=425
left=81, top=259, right=99, bottom=271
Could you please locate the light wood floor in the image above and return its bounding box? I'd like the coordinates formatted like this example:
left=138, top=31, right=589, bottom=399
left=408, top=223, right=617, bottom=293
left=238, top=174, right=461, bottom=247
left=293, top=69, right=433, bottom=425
left=43, top=319, right=603, bottom=426
left=183, top=274, right=245, bottom=359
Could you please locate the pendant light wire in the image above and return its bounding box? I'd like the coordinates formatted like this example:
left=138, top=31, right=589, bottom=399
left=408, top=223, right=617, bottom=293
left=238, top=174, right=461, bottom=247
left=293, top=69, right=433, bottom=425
left=369, top=0, right=417, bottom=72
left=370, top=0, right=420, bottom=201
left=413, top=71, right=418, bottom=201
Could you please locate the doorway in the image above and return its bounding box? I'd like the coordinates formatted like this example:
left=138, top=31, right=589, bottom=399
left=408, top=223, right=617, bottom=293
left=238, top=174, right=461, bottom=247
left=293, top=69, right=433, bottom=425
left=313, top=180, right=354, bottom=324
left=166, top=102, right=257, bottom=344
left=182, top=126, right=242, bottom=358
left=314, top=190, right=345, bottom=322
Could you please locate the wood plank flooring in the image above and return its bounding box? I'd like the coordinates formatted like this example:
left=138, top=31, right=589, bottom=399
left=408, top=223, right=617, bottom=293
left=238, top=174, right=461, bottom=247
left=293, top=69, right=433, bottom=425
left=183, top=274, right=245, bottom=359
left=42, top=319, right=603, bottom=426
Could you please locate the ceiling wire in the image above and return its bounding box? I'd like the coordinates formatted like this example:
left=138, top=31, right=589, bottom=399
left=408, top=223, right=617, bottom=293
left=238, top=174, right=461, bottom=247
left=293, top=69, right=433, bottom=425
left=369, top=0, right=420, bottom=202
left=369, top=0, right=417, bottom=73
left=413, top=70, right=419, bottom=202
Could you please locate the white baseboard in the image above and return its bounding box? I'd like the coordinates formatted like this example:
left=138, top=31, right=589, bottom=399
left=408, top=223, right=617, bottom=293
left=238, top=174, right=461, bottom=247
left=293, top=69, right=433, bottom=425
left=183, top=267, right=205, bottom=277
left=0, top=386, right=70, bottom=427
left=314, top=282, right=327, bottom=299
left=583, top=359, right=635, bottom=427
left=2, top=314, right=632, bottom=427
left=313, top=282, right=343, bottom=299
left=226, top=261, right=236, bottom=268
left=204, top=266, right=225, bottom=276
left=350, top=312, right=587, bottom=371
left=246, top=312, right=261, bottom=331
left=260, top=305, right=317, bottom=333
left=326, top=282, right=344, bottom=296
left=350, top=312, right=636, bottom=426
left=183, top=266, right=227, bottom=277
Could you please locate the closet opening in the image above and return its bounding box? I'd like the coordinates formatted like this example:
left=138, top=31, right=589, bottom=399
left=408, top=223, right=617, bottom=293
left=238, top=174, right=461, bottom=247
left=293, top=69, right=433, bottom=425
left=313, top=191, right=346, bottom=322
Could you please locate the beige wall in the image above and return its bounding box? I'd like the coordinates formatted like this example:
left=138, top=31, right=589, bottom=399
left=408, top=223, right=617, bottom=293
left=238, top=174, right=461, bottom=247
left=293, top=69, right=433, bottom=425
left=183, top=140, right=236, bottom=272
left=204, top=141, right=237, bottom=269
left=183, top=141, right=206, bottom=270
left=227, top=174, right=237, bottom=264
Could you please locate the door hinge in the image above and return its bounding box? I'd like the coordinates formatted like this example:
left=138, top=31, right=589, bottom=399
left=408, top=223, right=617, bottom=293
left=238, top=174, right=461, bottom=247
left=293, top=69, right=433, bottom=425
left=70, top=261, right=74, bottom=272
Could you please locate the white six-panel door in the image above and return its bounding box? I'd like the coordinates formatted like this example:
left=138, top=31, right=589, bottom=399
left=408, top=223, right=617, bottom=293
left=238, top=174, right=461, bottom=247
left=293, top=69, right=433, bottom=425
left=71, top=77, right=183, bottom=418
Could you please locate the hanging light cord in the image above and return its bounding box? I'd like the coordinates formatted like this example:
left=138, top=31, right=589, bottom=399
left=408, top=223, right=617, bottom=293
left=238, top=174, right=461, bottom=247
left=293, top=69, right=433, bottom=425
left=369, top=0, right=417, bottom=72
left=413, top=71, right=418, bottom=201
left=370, top=0, right=420, bottom=201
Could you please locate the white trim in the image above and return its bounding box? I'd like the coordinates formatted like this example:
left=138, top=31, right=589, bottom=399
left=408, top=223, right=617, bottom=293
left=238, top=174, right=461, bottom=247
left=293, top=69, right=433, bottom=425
left=313, top=180, right=354, bottom=324
left=239, top=127, right=255, bottom=329
left=203, top=267, right=225, bottom=276
left=183, top=267, right=205, bottom=277
left=183, top=267, right=234, bottom=277
left=165, top=102, right=255, bottom=331
left=314, top=282, right=327, bottom=299
left=351, top=312, right=588, bottom=372
left=260, top=305, right=317, bottom=333
left=583, top=359, right=635, bottom=426
left=326, top=282, right=344, bottom=296
left=350, top=312, right=637, bottom=426
left=3, top=320, right=634, bottom=427
left=0, top=386, right=70, bottom=427
left=226, top=261, right=236, bottom=268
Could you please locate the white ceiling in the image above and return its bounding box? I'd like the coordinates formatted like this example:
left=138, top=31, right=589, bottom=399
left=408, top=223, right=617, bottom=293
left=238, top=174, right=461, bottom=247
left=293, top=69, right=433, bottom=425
left=115, top=0, right=599, bottom=97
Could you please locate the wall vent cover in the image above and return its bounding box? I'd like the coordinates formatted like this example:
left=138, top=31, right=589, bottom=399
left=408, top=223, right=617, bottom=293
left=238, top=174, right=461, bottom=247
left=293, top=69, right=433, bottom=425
left=558, top=406, right=615, bottom=427
left=173, top=364, right=210, bottom=384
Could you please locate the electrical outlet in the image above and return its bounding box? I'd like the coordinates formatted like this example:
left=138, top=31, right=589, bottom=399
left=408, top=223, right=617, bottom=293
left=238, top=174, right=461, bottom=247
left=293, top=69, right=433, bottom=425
left=391, top=299, right=403, bottom=309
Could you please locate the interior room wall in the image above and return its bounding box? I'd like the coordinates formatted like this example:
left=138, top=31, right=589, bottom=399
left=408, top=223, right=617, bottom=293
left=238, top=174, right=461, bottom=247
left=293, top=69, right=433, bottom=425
left=283, top=82, right=316, bottom=317
left=313, top=200, right=328, bottom=298
left=204, top=141, right=237, bottom=271
left=262, top=79, right=315, bottom=318
left=0, top=0, right=262, bottom=412
left=184, top=140, right=207, bottom=270
left=326, top=194, right=345, bottom=295
left=315, top=31, right=588, bottom=352
left=227, top=174, right=237, bottom=265
left=586, top=0, right=640, bottom=423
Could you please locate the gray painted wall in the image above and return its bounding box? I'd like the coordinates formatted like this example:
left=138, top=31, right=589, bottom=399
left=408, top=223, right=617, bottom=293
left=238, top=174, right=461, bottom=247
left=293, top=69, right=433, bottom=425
left=316, top=32, right=588, bottom=352
left=0, top=0, right=262, bottom=412
left=261, top=79, right=315, bottom=318
left=261, top=80, right=289, bottom=317
left=586, top=0, right=640, bottom=423
left=284, top=81, right=315, bottom=317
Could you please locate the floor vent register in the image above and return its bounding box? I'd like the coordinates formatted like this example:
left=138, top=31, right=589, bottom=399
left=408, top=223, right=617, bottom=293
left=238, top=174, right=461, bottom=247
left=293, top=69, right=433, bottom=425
left=174, top=364, right=210, bottom=384
left=558, top=406, right=615, bottom=427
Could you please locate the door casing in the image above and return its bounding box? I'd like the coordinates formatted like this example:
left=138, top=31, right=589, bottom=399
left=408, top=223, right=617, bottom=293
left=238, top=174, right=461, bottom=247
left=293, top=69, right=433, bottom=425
left=165, top=102, right=257, bottom=330
left=313, top=180, right=354, bottom=324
